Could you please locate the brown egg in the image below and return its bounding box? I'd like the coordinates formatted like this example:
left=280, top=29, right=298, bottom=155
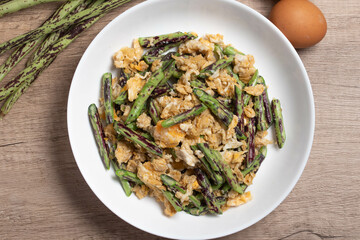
left=269, top=0, right=327, bottom=48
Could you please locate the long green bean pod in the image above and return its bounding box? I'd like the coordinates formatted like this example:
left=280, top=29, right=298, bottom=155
left=0, top=0, right=62, bottom=17
left=272, top=99, right=286, bottom=148
left=0, top=0, right=131, bottom=54
left=0, top=0, right=84, bottom=82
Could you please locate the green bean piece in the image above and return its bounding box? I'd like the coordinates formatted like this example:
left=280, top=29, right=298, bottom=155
left=88, top=104, right=110, bottom=169
left=162, top=191, right=183, bottom=212
left=194, top=168, right=222, bottom=214
left=190, top=79, right=207, bottom=89
left=111, top=160, right=132, bottom=197
left=197, top=143, right=243, bottom=194
left=114, top=122, right=163, bottom=156
left=223, top=45, right=244, bottom=56
left=190, top=145, right=224, bottom=186
left=148, top=99, right=161, bottom=124
left=272, top=99, right=286, bottom=148
left=198, top=56, right=234, bottom=79
left=138, top=31, right=197, bottom=48
left=257, top=76, right=273, bottom=125
left=193, top=88, right=233, bottom=127
left=161, top=104, right=207, bottom=128
left=241, top=146, right=267, bottom=176
left=161, top=174, right=186, bottom=194
left=243, top=69, right=259, bottom=106
left=254, top=94, right=269, bottom=131
left=113, top=91, right=128, bottom=105
left=184, top=205, right=208, bottom=216
left=102, top=73, right=114, bottom=124
left=214, top=44, right=224, bottom=60
left=116, top=169, right=144, bottom=185
left=125, top=68, right=165, bottom=124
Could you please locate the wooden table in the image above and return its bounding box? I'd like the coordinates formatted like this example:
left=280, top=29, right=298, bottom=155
left=0, top=0, right=359, bottom=239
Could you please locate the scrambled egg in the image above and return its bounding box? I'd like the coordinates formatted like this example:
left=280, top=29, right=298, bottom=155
left=153, top=121, right=186, bottom=148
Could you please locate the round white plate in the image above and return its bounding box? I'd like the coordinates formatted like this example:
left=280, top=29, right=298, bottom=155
left=67, top=0, right=315, bottom=239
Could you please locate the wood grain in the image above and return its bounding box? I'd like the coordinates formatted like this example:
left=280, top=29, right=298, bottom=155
left=0, top=0, right=359, bottom=239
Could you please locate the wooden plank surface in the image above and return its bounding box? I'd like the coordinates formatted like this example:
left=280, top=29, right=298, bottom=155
left=0, top=0, right=359, bottom=239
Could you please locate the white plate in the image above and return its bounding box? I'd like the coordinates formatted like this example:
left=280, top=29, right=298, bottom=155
left=67, top=0, right=315, bottom=239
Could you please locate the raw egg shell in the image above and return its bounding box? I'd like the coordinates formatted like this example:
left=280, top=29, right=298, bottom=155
left=269, top=0, right=327, bottom=48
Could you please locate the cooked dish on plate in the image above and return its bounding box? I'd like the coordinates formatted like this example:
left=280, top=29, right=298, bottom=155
left=87, top=31, right=286, bottom=217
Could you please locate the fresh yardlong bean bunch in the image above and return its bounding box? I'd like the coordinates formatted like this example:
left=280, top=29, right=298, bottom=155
left=26, top=0, right=94, bottom=66
left=0, top=0, right=83, bottom=82
left=0, top=0, right=112, bottom=116
left=0, top=0, right=63, bottom=17
left=0, top=0, right=131, bottom=54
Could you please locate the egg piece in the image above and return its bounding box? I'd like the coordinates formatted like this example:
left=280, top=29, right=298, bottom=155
left=269, top=0, right=327, bottom=48
left=153, top=121, right=186, bottom=148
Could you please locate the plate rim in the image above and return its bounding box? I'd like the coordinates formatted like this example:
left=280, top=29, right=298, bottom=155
left=67, top=0, right=315, bottom=239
